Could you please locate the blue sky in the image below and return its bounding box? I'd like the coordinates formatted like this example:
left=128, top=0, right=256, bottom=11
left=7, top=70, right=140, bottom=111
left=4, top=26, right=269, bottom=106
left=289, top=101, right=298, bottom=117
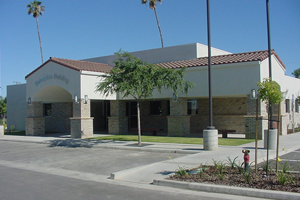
left=0, top=0, right=299, bottom=97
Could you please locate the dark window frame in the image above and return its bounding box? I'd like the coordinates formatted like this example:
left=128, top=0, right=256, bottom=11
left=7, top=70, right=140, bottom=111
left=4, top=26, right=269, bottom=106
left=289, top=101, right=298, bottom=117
left=285, top=99, right=290, bottom=113
left=44, top=103, right=52, bottom=117
left=187, top=99, right=198, bottom=115
left=150, top=101, right=162, bottom=115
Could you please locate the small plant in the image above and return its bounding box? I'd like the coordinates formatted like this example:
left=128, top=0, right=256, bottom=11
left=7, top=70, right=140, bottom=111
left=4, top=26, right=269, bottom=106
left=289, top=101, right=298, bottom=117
left=10, top=125, right=15, bottom=132
left=168, top=156, right=188, bottom=177
left=212, top=159, right=225, bottom=174
left=217, top=172, right=224, bottom=180
left=244, top=170, right=251, bottom=184
left=176, top=166, right=188, bottom=177
left=276, top=171, right=294, bottom=186
left=262, top=159, right=273, bottom=172
left=280, top=161, right=291, bottom=173
left=234, top=161, right=244, bottom=173
left=199, top=163, right=207, bottom=179
left=226, top=156, right=238, bottom=169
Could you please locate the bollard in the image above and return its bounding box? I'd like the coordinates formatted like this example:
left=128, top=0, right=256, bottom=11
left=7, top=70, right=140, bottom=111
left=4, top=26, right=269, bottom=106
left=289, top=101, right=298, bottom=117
left=0, top=125, right=4, bottom=138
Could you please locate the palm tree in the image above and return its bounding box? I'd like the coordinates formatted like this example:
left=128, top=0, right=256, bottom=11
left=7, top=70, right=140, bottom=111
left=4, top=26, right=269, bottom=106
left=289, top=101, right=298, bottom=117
left=27, top=1, right=45, bottom=63
left=142, top=0, right=164, bottom=48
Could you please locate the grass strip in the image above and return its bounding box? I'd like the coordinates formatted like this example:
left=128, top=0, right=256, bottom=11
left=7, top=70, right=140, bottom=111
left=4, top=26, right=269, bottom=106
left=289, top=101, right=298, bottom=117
left=4, top=131, right=26, bottom=136
left=91, top=135, right=255, bottom=146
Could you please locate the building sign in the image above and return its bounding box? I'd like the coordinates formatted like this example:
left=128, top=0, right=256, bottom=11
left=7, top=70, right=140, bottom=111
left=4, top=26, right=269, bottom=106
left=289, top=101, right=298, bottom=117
left=35, top=74, right=69, bottom=86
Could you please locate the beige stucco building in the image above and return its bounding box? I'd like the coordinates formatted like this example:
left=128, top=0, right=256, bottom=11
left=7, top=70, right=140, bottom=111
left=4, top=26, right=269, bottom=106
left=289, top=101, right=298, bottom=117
left=7, top=43, right=300, bottom=139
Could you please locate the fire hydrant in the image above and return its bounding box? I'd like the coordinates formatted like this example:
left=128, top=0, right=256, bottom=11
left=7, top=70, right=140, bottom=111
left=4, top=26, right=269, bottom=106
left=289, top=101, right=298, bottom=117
left=242, top=149, right=250, bottom=172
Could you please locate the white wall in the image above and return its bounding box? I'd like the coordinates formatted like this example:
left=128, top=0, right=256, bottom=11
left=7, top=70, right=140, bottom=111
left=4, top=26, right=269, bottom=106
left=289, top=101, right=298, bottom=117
left=260, top=55, right=300, bottom=99
left=83, top=43, right=231, bottom=66
left=7, top=84, right=27, bottom=130
left=148, top=61, right=261, bottom=99
left=80, top=71, right=117, bottom=100
left=26, top=62, right=81, bottom=102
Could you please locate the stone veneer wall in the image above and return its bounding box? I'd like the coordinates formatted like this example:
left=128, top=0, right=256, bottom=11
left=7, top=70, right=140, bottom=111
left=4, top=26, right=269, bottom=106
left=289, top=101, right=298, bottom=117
left=70, top=118, right=93, bottom=139
left=70, top=99, right=94, bottom=138
left=168, top=98, right=190, bottom=136
left=108, top=100, right=128, bottom=134
left=26, top=117, right=45, bottom=136
left=26, top=102, right=45, bottom=136
left=191, top=115, right=245, bottom=133
left=140, top=100, right=168, bottom=134
left=45, top=102, right=72, bottom=133
left=191, top=97, right=247, bottom=133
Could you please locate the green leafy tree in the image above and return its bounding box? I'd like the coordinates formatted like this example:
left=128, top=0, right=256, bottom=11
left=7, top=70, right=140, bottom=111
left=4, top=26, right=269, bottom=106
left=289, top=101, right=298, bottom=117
left=0, top=97, right=7, bottom=124
left=142, top=0, right=164, bottom=48
left=27, top=1, right=45, bottom=63
left=292, top=68, right=300, bottom=78
left=96, top=51, right=193, bottom=145
left=257, top=78, right=283, bottom=105
left=257, top=78, right=283, bottom=175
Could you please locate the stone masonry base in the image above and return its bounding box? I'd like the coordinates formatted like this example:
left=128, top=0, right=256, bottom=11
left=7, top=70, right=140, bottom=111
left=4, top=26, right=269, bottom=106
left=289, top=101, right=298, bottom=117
left=26, top=118, right=45, bottom=136
left=70, top=117, right=94, bottom=139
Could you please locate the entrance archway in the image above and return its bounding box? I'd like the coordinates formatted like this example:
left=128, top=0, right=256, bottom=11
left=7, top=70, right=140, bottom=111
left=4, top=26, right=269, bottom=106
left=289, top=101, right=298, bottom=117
left=34, top=86, right=72, bottom=134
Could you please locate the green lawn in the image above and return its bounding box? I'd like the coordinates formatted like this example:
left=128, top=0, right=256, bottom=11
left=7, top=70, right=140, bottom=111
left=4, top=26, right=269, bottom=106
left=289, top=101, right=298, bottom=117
left=4, top=130, right=26, bottom=136
left=91, top=135, right=255, bottom=146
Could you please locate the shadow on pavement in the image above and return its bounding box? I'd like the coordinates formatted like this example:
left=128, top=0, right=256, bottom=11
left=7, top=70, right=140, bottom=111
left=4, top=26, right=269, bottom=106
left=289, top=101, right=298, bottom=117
left=47, top=139, right=126, bottom=148
left=156, top=170, right=174, bottom=175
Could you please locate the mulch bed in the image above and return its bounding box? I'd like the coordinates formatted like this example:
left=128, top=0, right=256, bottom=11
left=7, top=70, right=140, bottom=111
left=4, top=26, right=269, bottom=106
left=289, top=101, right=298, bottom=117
left=167, top=166, right=300, bottom=193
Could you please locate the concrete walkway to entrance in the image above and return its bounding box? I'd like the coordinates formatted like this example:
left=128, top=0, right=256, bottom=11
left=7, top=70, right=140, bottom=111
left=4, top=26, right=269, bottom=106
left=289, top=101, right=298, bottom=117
left=1, top=132, right=300, bottom=199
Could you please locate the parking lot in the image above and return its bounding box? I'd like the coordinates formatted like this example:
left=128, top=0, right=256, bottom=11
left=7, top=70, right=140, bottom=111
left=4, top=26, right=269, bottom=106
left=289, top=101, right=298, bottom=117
left=258, top=148, right=300, bottom=172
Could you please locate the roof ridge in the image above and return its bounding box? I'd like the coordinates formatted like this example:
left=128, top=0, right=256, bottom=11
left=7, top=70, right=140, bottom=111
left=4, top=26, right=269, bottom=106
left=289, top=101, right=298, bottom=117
left=50, top=57, right=111, bottom=65
left=156, top=49, right=285, bottom=69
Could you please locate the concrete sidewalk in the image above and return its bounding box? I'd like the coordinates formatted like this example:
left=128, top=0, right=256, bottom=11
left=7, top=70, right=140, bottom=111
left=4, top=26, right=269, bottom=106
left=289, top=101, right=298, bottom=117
left=1, top=132, right=300, bottom=199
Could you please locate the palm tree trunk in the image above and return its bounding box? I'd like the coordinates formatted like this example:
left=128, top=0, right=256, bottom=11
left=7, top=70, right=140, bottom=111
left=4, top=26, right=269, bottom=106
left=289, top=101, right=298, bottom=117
left=153, top=8, right=164, bottom=48
left=36, top=17, right=44, bottom=63
left=137, top=100, right=142, bottom=146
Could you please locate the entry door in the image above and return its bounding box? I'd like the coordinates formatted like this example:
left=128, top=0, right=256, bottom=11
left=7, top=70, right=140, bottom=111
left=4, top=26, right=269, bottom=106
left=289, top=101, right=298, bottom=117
left=127, top=102, right=138, bottom=129
left=104, top=101, right=110, bottom=130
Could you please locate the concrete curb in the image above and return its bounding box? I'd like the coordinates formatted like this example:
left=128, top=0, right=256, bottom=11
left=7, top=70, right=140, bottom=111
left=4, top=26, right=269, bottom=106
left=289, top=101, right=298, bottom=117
left=110, top=162, right=159, bottom=180
left=153, top=179, right=300, bottom=200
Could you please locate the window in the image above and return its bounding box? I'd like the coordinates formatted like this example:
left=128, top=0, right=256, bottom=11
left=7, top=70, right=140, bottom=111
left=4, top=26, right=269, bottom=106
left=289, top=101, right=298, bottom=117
left=44, top=103, right=52, bottom=116
left=285, top=99, right=290, bottom=113
left=150, top=101, right=162, bottom=115
left=187, top=99, right=198, bottom=115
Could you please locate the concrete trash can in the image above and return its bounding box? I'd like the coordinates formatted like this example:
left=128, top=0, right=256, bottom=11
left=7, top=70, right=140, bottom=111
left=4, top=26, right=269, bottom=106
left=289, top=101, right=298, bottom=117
left=203, top=129, right=218, bottom=151
left=0, top=125, right=4, bottom=138
left=264, top=129, right=277, bottom=150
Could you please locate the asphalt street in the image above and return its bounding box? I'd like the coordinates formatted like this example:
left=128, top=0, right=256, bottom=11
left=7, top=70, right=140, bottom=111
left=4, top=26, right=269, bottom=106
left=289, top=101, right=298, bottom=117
left=0, top=140, right=265, bottom=200
left=258, top=148, right=300, bottom=172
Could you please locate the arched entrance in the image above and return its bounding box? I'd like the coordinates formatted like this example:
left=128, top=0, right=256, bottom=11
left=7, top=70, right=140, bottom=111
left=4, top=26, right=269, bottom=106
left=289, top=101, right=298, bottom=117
left=35, top=86, right=72, bottom=134
left=26, top=86, right=73, bottom=136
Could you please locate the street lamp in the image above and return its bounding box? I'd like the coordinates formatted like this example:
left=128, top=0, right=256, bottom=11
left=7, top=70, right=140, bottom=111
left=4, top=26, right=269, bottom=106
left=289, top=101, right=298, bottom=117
left=203, top=0, right=218, bottom=151
left=251, top=89, right=258, bottom=173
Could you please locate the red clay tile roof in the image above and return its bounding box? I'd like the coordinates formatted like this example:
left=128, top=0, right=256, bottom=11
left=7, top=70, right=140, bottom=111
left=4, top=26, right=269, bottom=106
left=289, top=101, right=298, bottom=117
left=157, top=50, right=285, bottom=69
left=25, top=50, right=285, bottom=79
left=25, top=57, right=113, bottom=79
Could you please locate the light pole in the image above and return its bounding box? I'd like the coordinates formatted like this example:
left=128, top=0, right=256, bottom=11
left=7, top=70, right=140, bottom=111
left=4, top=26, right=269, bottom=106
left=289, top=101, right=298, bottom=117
left=203, top=0, right=218, bottom=151
left=266, top=0, right=273, bottom=176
